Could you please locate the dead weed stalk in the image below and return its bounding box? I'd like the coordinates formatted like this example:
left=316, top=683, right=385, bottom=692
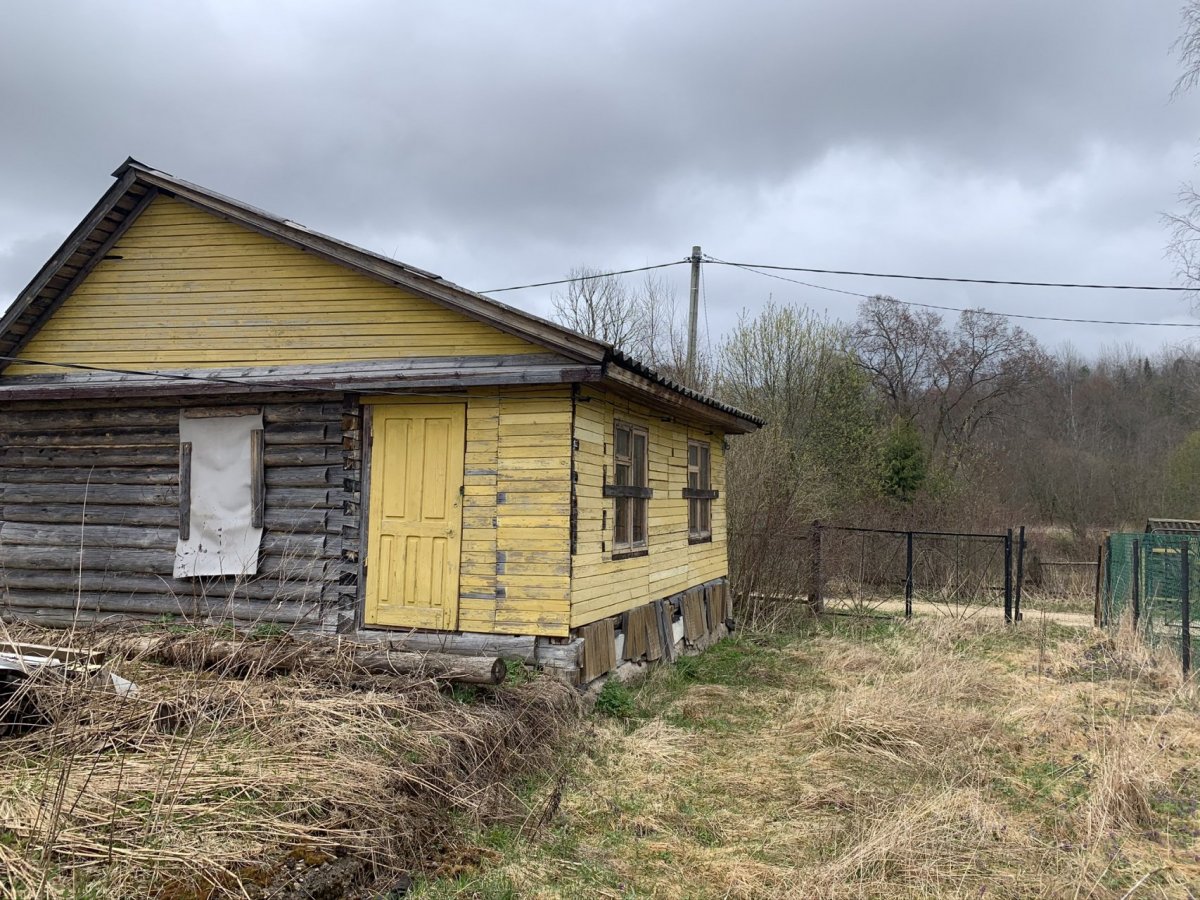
left=0, top=622, right=579, bottom=899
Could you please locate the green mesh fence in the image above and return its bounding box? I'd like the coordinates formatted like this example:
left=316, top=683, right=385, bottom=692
left=1104, top=533, right=1200, bottom=664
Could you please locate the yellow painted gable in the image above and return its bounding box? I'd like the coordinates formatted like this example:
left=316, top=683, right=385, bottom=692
left=8, top=195, right=540, bottom=373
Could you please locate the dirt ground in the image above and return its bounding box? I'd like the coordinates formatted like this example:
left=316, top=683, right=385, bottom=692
left=861, top=596, right=1096, bottom=628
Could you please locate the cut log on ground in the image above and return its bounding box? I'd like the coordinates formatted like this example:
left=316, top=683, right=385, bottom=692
left=107, top=634, right=508, bottom=685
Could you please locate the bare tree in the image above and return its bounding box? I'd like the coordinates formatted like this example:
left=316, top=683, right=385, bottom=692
left=850, top=297, right=1044, bottom=472
left=637, top=272, right=714, bottom=388
left=848, top=296, right=945, bottom=423
left=550, top=267, right=716, bottom=389
left=551, top=267, right=648, bottom=352
left=931, top=309, right=1046, bottom=471
left=1166, top=1, right=1200, bottom=291
left=1174, top=0, right=1200, bottom=97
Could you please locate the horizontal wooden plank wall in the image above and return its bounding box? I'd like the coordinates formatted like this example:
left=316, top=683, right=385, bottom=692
left=6, top=195, right=542, bottom=374
left=571, top=384, right=728, bottom=627
left=0, top=394, right=347, bottom=629
left=458, top=386, right=571, bottom=637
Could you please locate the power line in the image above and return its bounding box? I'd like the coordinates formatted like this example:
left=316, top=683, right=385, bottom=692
left=482, top=260, right=688, bottom=294
left=703, top=257, right=1194, bottom=292
left=712, top=258, right=1200, bottom=329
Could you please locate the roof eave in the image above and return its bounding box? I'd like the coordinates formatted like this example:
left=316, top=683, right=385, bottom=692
left=602, top=362, right=762, bottom=434
left=605, top=350, right=763, bottom=432
left=0, top=170, right=151, bottom=371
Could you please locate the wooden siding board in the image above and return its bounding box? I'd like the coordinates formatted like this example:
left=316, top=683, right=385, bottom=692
left=569, top=384, right=730, bottom=627
left=8, top=195, right=542, bottom=374
left=492, top=388, right=571, bottom=636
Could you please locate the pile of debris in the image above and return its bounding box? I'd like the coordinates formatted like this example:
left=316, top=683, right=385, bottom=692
left=0, top=625, right=578, bottom=898
left=0, top=640, right=137, bottom=737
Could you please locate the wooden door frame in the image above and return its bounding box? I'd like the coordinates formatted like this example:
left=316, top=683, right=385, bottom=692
left=357, top=397, right=468, bottom=632
left=354, top=402, right=373, bottom=630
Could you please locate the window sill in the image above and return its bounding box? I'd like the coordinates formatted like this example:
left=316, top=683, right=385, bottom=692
left=688, top=534, right=713, bottom=545
left=612, top=548, right=650, bottom=561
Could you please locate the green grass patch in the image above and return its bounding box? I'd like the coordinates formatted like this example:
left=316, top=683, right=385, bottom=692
left=594, top=679, right=637, bottom=719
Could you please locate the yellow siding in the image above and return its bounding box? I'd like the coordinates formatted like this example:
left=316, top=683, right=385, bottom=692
left=9, top=195, right=540, bottom=373
left=570, top=384, right=728, bottom=626
left=493, top=389, right=572, bottom=634
left=370, top=386, right=572, bottom=638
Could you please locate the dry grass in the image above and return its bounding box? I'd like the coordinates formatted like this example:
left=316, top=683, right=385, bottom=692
left=413, top=615, right=1200, bottom=899
left=0, top=622, right=579, bottom=899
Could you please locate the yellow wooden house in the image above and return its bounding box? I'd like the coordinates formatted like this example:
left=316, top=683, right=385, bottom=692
left=0, top=160, right=761, bottom=680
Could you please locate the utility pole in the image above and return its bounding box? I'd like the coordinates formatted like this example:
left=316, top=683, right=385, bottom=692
left=686, top=245, right=701, bottom=386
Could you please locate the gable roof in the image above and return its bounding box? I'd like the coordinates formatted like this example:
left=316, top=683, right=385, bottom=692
left=0, top=159, right=762, bottom=431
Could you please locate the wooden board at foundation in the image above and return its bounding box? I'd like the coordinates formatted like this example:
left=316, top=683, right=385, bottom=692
left=580, top=619, right=616, bottom=682
left=682, top=588, right=707, bottom=642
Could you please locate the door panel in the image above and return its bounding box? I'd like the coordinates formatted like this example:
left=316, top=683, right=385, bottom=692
left=365, top=403, right=465, bottom=629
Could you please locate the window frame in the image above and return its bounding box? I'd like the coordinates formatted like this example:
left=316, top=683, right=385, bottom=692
left=685, top=439, right=715, bottom=544
left=605, top=420, right=651, bottom=557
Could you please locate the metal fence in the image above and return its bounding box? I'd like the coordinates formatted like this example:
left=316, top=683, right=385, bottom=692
left=1102, top=533, right=1197, bottom=674
left=813, top=523, right=1024, bottom=621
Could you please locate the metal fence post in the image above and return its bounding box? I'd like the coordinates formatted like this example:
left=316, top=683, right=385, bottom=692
left=1103, top=533, right=1113, bottom=627
left=1182, top=541, right=1191, bottom=678
left=1014, top=525, right=1026, bottom=622
left=904, top=531, right=914, bottom=619
left=1004, top=528, right=1013, bottom=624
left=1093, top=542, right=1103, bottom=627
left=1131, top=538, right=1141, bottom=630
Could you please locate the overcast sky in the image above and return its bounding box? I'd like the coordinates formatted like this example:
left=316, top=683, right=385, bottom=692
left=2, top=1, right=1200, bottom=358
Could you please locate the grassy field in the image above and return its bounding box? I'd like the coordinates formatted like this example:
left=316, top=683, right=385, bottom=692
left=412, top=614, right=1200, bottom=899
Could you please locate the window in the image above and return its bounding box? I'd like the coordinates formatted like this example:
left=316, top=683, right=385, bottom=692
left=605, top=421, right=650, bottom=555
left=685, top=440, right=715, bottom=543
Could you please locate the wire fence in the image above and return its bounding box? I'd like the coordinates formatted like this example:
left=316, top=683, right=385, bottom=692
left=813, top=523, right=1023, bottom=621
left=1102, top=533, right=1197, bottom=674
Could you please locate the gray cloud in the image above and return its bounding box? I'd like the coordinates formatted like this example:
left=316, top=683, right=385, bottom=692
left=1, top=0, right=1198, bottom=354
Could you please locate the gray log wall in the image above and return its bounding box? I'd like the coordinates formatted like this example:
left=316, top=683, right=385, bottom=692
left=0, top=393, right=355, bottom=630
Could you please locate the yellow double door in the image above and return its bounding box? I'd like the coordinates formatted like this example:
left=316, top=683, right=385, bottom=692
left=364, top=402, right=465, bottom=630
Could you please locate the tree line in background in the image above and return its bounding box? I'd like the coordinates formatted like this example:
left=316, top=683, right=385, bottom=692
left=552, top=6, right=1200, bottom=607
left=552, top=272, right=1200, bottom=558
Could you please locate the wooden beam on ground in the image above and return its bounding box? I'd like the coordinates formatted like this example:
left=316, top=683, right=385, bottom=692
left=105, top=635, right=506, bottom=684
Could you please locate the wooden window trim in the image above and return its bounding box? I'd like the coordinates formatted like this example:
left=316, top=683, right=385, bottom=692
left=178, top=442, right=192, bottom=540
left=250, top=428, right=265, bottom=528
left=604, top=484, right=654, bottom=499
left=687, top=439, right=713, bottom=542
left=612, top=548, right=650, bottom=561
left=610, top=420, right=650, bottom=554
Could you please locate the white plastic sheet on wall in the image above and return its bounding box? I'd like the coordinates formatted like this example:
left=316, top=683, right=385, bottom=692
left=174, top=411, right=263, bottom=578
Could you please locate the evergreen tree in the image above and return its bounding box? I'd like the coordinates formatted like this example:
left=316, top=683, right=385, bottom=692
left=880, top=420, right=928, bottom=503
